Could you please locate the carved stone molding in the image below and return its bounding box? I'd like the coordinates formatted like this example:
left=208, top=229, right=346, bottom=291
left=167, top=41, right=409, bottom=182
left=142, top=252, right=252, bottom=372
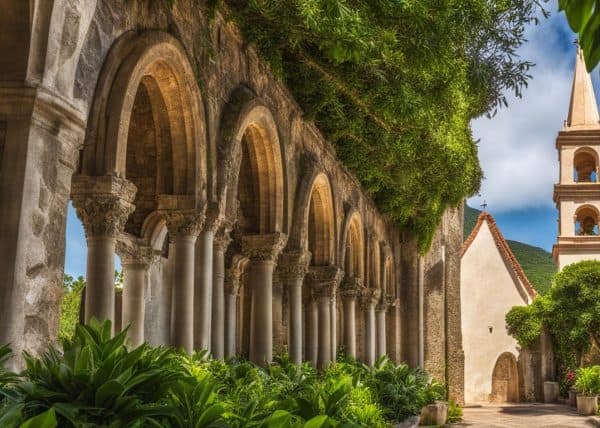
left=214, top=226, right=233, bottom=253
left=116, top=234, right=158, bottom=268
left=306, top=265, right=343, bottom=300
left=241, top=232, right=288, bottom=262
left=278, top=250, right=311, bottom=281
left=71, top=175, right=137, bottom=238
left=360, top=287, right=381, bottom=310
left=339, top=276, right=363, bottom=299
left=224, top=254, right=248, bottom=295
left=157, top=195, right=205, bottom=238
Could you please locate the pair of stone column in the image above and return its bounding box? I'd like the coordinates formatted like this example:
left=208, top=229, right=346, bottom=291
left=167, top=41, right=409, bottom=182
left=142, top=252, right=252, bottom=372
left=361, top=287, right=381, bottom=366
left=340, top=276, right=362, bottom=358
left=241, top=233, right=287, bottom=365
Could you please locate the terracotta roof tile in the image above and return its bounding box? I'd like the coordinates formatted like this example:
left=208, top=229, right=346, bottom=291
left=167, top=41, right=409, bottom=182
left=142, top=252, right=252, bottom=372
left=461, top=212, right=537, bottom=299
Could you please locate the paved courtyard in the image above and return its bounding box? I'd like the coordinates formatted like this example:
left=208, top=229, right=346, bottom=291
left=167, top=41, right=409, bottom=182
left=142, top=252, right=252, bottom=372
left=456, top=403, right=600, bottom=428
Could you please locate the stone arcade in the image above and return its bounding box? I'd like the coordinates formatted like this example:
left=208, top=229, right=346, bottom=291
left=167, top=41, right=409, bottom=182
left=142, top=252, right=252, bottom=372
left=0, top=1, right=464, bottom=403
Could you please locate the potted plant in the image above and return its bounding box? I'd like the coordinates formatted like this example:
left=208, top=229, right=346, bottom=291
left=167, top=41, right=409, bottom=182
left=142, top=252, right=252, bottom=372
left=575, top=366, right=600, bottom=416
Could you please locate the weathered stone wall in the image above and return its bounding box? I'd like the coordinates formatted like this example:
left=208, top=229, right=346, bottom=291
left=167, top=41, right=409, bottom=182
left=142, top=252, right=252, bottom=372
left=0, top=0, right=464, bottom=396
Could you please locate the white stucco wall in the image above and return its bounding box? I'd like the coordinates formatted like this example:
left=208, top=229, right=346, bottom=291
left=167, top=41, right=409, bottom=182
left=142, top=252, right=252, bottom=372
left=558, top=251, right=600, bottom=270
left=461, top=221, right=530, bottom=404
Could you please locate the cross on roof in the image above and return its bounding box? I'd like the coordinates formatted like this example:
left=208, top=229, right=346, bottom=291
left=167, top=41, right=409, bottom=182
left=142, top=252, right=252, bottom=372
left=480, top=200, right=488, bottom=211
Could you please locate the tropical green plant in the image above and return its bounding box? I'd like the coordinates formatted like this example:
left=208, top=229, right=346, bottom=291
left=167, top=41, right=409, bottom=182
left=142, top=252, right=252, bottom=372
left=0, top=345, right=18, bottom=387
left=59, top=275, right=85, bottom=342
left=575, top=366, right=600, bottom=396
left=447, top=400, right=463, bottom=423
left=559, top=1, right=600, bottom=71
left=0, top=320, right=182, bottom=427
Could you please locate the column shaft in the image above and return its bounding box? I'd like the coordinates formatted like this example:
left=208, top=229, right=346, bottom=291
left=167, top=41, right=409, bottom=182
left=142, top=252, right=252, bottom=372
left=376, top=308, right=386, bottom=359
left=330, top=296, right=337, bottom=361
left=211, top=243, right=226, bottom=358
left=288, top=279, right=303, bottom=364
left=225, top=293, right=237, bottom=357
left=317, top=296, right=332, bottom=369
left=249, top=260, right=275, bottom=365
left=85, top=236, right=117, bottom=326
left=305, top=300, right=318, bottom=366
left=121, top=263, right=146, bottom=346
left=343, top=297, right=356, bottom=358
left=171, top=235, right=197, bottom=353
left=365, top=304, right=376, bottom=365
left=194, top=230, right=214, bottom=351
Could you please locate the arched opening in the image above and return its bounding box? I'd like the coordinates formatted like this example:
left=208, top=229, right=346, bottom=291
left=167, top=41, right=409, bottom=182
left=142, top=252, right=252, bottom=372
left=344, top=213, right=364, bottom=280
left=573, top=148, right=598, bottom=183
left=231, top=109, right=285, bottom=358
left=490, top=352, right=519, bottom=403
left=371, top=240, right=381, bottom=289
left=307, top=174, right=335, bottom=266
left=575, top=205, right=600, bottom=236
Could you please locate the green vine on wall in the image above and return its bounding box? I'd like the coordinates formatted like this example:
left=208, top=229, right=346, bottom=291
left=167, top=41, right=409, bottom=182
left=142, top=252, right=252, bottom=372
left=186, top=0, right=545, bottom=250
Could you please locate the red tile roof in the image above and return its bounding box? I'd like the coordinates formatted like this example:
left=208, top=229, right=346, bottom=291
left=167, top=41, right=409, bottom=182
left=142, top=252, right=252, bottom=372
left=462, top=212, right=538, bottom=299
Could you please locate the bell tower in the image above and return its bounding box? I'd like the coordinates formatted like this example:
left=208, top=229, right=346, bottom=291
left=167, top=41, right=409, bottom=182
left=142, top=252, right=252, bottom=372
left=553, top=45, right=600, bottom=270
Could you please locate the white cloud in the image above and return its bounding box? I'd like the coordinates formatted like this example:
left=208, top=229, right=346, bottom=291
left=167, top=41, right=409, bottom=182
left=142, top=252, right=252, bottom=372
left=468, top=2, right=600, bottom=212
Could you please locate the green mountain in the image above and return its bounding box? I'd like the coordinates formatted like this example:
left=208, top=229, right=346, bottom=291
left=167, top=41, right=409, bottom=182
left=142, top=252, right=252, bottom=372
left=463, top=204, right=556, bottom=295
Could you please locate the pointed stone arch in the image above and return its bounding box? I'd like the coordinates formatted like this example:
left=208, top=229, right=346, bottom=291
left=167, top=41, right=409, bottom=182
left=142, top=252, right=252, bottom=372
left=341, top=211, right=365, bottom=281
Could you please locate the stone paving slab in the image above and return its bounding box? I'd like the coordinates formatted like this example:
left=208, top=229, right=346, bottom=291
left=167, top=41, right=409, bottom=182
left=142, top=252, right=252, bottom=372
left=455, top=403, right=600, bottom=428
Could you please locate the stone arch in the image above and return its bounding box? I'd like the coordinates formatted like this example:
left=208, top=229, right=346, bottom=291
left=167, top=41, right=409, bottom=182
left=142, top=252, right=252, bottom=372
left=383, top=255, right=394, bottom=296
left=491, top=352, right=519, bottom=403
left=307, top=173, right=336, bottom=266
left=218, top=87, right=287, bottom=234
left=573, top=147, right=599, bottom=183
left=81, top=31, right=206, bottom=201
left=574, top=204, right=600, bottom=236
left=370, top=239, right=381, bottom=289
left=341, top=211, right=365, bottom=281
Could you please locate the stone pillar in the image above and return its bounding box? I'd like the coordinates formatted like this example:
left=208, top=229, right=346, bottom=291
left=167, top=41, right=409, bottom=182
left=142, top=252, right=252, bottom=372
left=279, top=251, right=311, bottom=365
left=305, top=296, right=318, bottom=366
left=330, top=292, right=338, bottom=361
left=195, top=206, right=221, bottom=352
left=307, top=266, right=343, bottom=369
left=340, top=276, right=362, bottom=358
left=116, top=237, right=156, bottom=346
left=72, top=175, right=136, bottom=332
left=211, top=225, right=231, bottom=359
left=241, top=233, right=287, bottom=366
left=361, top=288, right=381, bottom=366
left=376, top=300, right=387, bottom=359
left=224, top=255, right=246, bottom=358
left=158, top=196, right=204, bottom=354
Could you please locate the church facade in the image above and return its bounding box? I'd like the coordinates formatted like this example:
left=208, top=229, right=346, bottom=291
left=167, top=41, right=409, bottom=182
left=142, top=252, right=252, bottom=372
left=553, top=46, right=600, bottom=270
left=461, top=212, right=537, bottom=404
left=0, top=0, right=465, bottom=402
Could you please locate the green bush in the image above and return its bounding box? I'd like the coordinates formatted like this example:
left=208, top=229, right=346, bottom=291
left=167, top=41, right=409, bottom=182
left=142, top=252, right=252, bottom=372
left=447, top=400, right=463, bottom=423
left=575, top=366, right=600, bottom=396
left=0, top=322, right=446, bottom=427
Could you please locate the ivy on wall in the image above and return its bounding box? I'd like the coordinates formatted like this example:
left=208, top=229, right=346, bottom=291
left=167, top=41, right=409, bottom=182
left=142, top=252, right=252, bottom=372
left=188, top=0, right=545, bottom=250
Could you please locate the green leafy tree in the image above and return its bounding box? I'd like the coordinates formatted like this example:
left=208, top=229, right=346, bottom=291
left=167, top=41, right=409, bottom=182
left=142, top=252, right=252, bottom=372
left=58, top=275, right=85, bottom=342
left=203, top=0, right=547, bottom=251
left=559, top=0, right=600, bottom=71
left=506, top=260, right=600, bottom=366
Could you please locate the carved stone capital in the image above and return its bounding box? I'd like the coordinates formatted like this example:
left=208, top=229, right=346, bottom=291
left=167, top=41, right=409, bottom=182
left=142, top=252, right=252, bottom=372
left=204, top=202, right=225, bottom=232
left=339, top=276, right=363, bottom=299
left=360, top=287, right=381, bottom=309
left=157, top=195, right=205, bottom=238
left=241, top=232, right=288, bottom=262
left=224, top=254, right=248, bottom=295
left=214, top=227, right=233, bottom=253
left=71, top=175, right=137, bottom=238
left=278, top=250, right=311, bottom=281
left=306, top=265, right=343, bottom=299
left=116, top=234, right=157, bottom=268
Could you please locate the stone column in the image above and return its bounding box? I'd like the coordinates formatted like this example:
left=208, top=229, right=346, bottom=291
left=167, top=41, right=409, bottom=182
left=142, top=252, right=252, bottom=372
left=279, top=251, right=311, bottom=365
left=330, top=292, right=338, bottom=362
left=158, top=196, right=204, bottom=354
left=376, top=300, right=387, bottom=359
left=340, top=276, right=362, bottom=358
left=307, top=266, right=343, bottom=369
left=72, top=175, right=136, bottom=332
left=116, top=237, right=156, bottom=346
left=361, top=288, right=381, bottom=366
left=305, top=295, right=318, bottom=366
left=241, top=233, right=287, bottom=366
left=211, top=225, right=232, bottom=359
left=194, top=206, right=221, bottom=352
left=224, top=255, right=246, bottom=358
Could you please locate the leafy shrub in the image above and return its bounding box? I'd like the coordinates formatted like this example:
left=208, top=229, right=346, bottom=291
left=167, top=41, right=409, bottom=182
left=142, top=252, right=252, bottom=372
left=575, top=366, right=600, bottom=396
left=447, top=400, right=462, bottom=423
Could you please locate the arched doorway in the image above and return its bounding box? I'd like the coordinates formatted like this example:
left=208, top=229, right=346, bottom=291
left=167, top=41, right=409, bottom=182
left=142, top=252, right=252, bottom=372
left=491, top=352, right=519, bottom=403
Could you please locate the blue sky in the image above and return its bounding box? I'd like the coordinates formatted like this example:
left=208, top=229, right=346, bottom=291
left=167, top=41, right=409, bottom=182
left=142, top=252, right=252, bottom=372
left=64, top=1, right=600, bottom=278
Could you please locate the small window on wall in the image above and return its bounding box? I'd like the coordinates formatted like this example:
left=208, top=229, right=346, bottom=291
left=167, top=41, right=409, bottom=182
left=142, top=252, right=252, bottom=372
left=574, top=149, right=597, bottom=183
left=575, top=206, right=600, bottom=236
